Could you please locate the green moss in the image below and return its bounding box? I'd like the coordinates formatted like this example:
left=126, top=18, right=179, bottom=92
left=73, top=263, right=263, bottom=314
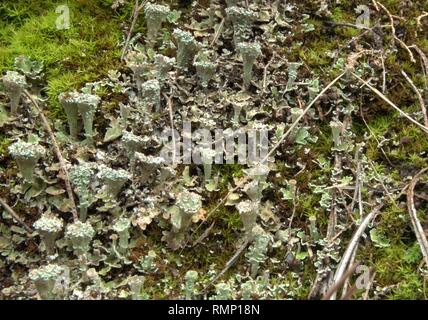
left=360, top=242, right=425, bottom=299
left=0, top=0, right=123, bottom=118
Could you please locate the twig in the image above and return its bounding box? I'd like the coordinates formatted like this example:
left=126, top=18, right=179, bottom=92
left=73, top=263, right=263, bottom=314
left=262, top=53, right=276, bottom=95
left=201, top=239, right=249, bottom=294
left=120, top=0, right=147, bottom=61
left=376, top=1, right=416, bottom=63
left=331, top=182, right=409, bottom=300
left=407, top=168, right=428, bottom=266
left=322, top=261, right=361, bottom=300
left=0, top=197, right=33, bottom=233
left=363, top=271, right=376, bottom=300
left=210, top=18, right=224, bottom=47
left=330, top=204, right=383, bottom=299
left=401, top=70, right=428, bottom=127
left=163, top=93, right=177, bottom=165
left=352, top=73, right=428, bottom=134
left=262, top=71, right=347, bottom=163
left=24, top=90, right=78, bottom=222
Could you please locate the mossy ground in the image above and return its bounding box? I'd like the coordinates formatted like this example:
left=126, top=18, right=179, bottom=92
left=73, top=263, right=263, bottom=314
left=1, top=0, right=428, bottom=299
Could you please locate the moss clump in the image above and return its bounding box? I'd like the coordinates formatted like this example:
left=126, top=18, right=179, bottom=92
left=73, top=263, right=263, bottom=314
left=0, top=0, right=122, bottom=118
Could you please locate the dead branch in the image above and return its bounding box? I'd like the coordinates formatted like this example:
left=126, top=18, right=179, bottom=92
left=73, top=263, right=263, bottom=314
left=24, top=90, right=79, bottom=222
left=406, top=168, right=428, bottom=266
left=401, top=70, right=428, bottom=127
left=352, top=73, right=428, bottom=134
left=0, top=197, right=33, bottom=233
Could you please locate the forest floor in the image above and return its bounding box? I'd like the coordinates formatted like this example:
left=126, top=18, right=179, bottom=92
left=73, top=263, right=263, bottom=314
left=1, top=0, right=428, bottom=300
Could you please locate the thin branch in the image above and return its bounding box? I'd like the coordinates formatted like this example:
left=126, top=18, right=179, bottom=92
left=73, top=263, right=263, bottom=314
left=0, top=197, right=33, bottom=233
left=210, top=18, right=224, bottom=47
left=407, top=168, right=428, bottom=266
left=201, top=239, right=249, bottom=294
left=24, top=90, right=79, bottom=222
left=120, top=0, right=148, bottom=61
left=163, top=93, right=177, bottom=165
left=401, top=70, right=428, bottom=127
left=262, top=71, right=347, bottom=163
left=376, top=1, right=416, bottom=63
left=352, top=73, right=428, bottom=134
left=322, top=261, right=361, bottom=300
left=330, top=204, right=383, bottom=299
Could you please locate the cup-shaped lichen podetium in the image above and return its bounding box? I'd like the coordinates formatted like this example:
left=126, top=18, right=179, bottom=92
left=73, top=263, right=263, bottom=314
left=193, top=60, right=217, bottom=88
left=176, top=190, right=202, bottom=231
left=330, top=120, right=344, bottom=150
left=135, top=152, right=165, bottom=183
left=154, top=54, right=175, bottom=81
left=237, top=42, right=261, bottom=89
left=2, top=71, right=27, bottom=115
left=121, top=131, right=143, bottom=172
left=29, top=264, right=64, bottom=300
left=97, top=166, right=130, bottom=199
left=286, top=62, right=302, bottom=92
left=200, top=148, right=216, bottom=182
left=65, top=220, right=95, bottom=255
left=126, top=51, right=151, bottom=95
left=141, top=79, right=161, bottom=113
left=112, top=217, right=131, bottom=254
left=144, top=3, right=170, bottom=44
left=236, top=200, right=259, bottom=239
left=8, top=140, right=45, bottom=182
left=69, top=162, right=95, bottom=222
left=225, top=6, right=257, bottom=47
left=58, top=91, right=79, bottom=139
left=128, top=275, right=145, bottom=300
left=33, top=214, right=63, bottom=255
left=184, top=270, right=199, bottom=300
left=172, top=29, right=200, bottom=70
left=167, top=190, right=202, bottom=249
left=75, top=93, right=100, bottom=142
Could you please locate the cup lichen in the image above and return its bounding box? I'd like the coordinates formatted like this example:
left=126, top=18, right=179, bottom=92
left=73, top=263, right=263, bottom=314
left=2, top=71, right=27, bottom=114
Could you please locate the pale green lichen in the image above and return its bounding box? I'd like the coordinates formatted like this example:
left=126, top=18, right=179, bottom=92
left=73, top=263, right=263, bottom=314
left=59, top=92, right=100, bottom=141
left=286, top=62, right=302, bottom=92
left=2, top=71, right=26, bottom=114
left=236, top=200, right=259, bottom=239
left=173, top=29, right=200, bottom=69
left=29, top=264, right=64, bottom=300
left=237, top=42, right=261, bottom=89
left=69, top=162, right=95, bottom=221
left=183, top=270, right=198, bottom=300
left=126, top=51, right=151, bottom=93
left=58, top=91, right=79, bottom=139
left=330, top=120, right=344, bottom=150
left=33, top=214, right=63, bottom=255
left=122, top=131, right=143, bottom=171
left=166, top=190, right=202, bottom=250
left=245, top=228, right=270, bottom=277
left=193, top=58, right=217, bottom=88
left=8, top=140, right=45, bottom=182
left=144, top=3, right=170, bottom=44
left=128, top=275, right=146, bottom=300
left=200, top=148, right=216, bottom=182
left=225, top=6, right=257, bottom=46
left=154, top=54, right=175, bottom=81
left=135, top=152, right=165, bottom=182
left=97, top=165, right=130, bottom=199
left=65, top=221, right=95, bottom=255
left=141, top=79, right=161, bottom=113
left=112, top=216, right=131, bottom=254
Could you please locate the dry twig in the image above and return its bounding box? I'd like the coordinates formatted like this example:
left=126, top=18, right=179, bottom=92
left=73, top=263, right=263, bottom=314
left=24, top=90, right=79, bottom=221
left=0, top=197, right=33, bottom=233
left=407, top=168, right=428, bottom=266
left=401, top=70, right=428, bottom=127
